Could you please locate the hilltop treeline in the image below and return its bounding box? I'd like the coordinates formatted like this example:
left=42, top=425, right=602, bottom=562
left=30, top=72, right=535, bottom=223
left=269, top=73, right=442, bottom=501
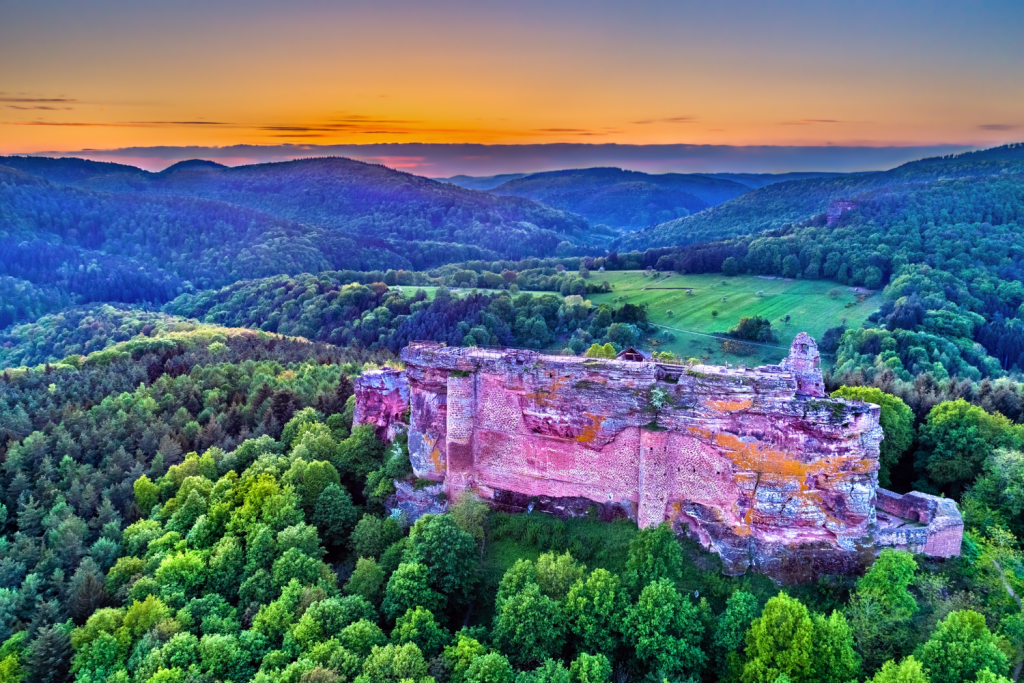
left=166, top=274, right=650, bottom=356
left=489, top=167, right=749, bottom=229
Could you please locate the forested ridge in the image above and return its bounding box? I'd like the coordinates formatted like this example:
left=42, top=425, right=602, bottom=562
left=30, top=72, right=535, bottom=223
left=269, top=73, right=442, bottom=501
left=0, top=306, right=193, bottom=369
left=615, top=146, right=1024, bottom=251
left=489, top=168, right=749, bottom=230
left=0, top=156, right=594, bottom=266
left=0, top=166, right=407, bottom=315
left=0, top=157, right=150, bottom=186
left=0, top=157, right=604, bottom=328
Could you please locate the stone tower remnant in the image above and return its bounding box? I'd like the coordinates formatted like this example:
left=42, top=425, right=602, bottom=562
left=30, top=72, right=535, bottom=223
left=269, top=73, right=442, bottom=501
left=354, top=334, right=962, bottom=581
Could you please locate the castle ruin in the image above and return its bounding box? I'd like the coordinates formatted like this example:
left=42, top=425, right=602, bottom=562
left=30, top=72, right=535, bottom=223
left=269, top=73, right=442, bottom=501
left=354, top=334, right=962, bottom=581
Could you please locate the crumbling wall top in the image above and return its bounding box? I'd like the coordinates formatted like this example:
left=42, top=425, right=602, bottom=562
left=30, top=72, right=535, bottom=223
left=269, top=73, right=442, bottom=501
left=400, top=341, right=813, bottom=397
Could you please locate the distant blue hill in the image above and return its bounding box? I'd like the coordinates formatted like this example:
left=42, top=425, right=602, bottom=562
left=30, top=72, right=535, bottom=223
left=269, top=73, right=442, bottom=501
left=484, top=167, right=751, bottom=231
left=159, top=158, right=229, bottom=173
left=700, top=171, right=871, bottom=189
left=616, top=141, right=1024, bottom=250
left=441, top=173, right=529, bottom=191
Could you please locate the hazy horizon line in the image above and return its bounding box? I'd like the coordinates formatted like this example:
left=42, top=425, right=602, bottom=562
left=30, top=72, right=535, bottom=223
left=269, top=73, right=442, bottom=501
left=11, top=141, right=988, bottom=176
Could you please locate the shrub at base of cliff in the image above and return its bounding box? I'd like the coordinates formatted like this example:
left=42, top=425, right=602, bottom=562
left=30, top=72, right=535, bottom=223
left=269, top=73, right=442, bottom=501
left=727, top=316, right=779, bottom=344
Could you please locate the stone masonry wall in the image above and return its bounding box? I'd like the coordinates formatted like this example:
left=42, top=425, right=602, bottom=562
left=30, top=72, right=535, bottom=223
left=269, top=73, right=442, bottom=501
left=354, top=334, right=963, bottom=580
left=875, top=489, right=963, bottom=557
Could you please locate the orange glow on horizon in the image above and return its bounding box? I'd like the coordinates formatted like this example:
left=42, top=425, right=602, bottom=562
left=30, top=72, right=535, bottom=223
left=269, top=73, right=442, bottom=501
left=2, top=2, right=1022, bottom=159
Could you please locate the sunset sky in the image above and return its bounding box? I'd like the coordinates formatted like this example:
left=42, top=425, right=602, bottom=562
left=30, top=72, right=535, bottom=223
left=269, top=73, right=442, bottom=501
left=2, top=0, right=1023, bottom=172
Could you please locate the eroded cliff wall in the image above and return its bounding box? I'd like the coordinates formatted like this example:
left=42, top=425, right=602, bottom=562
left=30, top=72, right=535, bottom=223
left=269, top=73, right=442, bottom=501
left=354, top=335, right=962, bottom=580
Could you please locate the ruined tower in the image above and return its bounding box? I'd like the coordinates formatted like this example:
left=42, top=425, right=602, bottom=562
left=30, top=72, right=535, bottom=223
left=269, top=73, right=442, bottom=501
left=780, top=332, right=825, bottom=397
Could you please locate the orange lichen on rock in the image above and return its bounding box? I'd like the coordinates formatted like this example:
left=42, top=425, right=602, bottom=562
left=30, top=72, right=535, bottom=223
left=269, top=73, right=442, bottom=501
left=575, top=413, right=606, bottom=444
left=708, top=398, right=753, bottom=412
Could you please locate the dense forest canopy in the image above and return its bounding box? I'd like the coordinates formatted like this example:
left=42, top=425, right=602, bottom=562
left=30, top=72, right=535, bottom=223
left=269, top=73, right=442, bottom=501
left=0, top=306, right=193, bottom=369
left=164, top=274, right=648, bottom=358
left=0, top=166, right=405, bottom=312
left=2, top=327, right=1024, bottom=683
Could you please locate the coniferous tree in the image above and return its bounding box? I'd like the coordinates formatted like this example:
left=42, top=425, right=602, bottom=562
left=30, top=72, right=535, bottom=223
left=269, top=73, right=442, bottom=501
left=24, top=624, right=73, bottom=683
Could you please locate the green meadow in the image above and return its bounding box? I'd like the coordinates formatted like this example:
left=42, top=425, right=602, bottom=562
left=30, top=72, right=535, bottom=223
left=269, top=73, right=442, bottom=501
left=588, top=271, right=880, bottom=366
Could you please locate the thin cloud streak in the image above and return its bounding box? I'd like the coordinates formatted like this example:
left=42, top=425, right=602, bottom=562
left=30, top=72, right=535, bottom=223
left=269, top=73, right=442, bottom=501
left=329, top=116, right=421, bottom=124
left=0, top=97, right=78, bottom=103
left=631, top=116, right=696, bottom=124
left=2, top=120, right=231, bottom=128
left=5, top=105, right=73, bottom=111
left=780, top=119, right=845, bottom=126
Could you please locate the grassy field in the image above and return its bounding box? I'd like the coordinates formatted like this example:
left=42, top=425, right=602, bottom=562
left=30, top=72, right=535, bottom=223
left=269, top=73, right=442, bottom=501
left=588, top=271, right=880, bottom=366
left=395, top=271, right=879, bottom=367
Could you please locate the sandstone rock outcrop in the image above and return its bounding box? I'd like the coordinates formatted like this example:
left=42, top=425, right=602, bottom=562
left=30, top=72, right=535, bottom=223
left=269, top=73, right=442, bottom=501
left=354, top=334, right=963, bottom=580
left=352, top=367, right=408, bottom=443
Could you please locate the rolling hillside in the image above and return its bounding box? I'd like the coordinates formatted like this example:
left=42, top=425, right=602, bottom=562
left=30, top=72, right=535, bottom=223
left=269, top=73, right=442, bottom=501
left=488, top=167, right=749, bottom=230
left=616, top=143, right=1024, bottom=250
left=700, top=171, right=864, bottom=189
left=0, top=165, right=410, bottom=321
left=0, top=155, right=149, bottom=185
left=441, top=173, right=529, bottom=190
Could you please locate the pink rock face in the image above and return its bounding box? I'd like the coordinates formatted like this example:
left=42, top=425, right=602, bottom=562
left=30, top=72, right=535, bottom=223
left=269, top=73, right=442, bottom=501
left=353, top=335, right=962, bottom=580
left=352, top=368, right=409, bottom=442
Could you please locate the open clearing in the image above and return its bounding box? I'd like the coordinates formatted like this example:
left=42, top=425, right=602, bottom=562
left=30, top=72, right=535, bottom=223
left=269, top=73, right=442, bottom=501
left=588, top=271, right=880, bottom=366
